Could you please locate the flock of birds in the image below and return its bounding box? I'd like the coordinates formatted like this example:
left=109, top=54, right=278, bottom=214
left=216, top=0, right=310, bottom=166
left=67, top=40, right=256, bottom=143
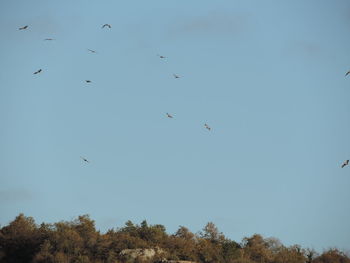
left=343, top=73, right=350, bottom=168
left=18, top=24, right=350, bottom=168
left=18, top=24, right=212, bottom=164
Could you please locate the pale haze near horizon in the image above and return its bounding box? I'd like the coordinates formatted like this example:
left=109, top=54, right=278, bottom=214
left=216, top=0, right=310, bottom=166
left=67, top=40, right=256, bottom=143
left=0, top=0, right=350, bottom=252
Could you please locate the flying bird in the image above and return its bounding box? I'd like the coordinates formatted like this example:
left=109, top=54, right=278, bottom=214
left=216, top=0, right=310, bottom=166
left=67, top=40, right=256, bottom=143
left=166, top=113, right=173, bottom=118
left=33, top=69, right=42, bottom=74
left=346, top=71, right=350, bottom=77
left=173, top=74, right=180, bottom=78
left=88, top=49, right=97, bottom=53
left=204, top=123, right=211, bottom=131
left=19, top=25, right=28, bottom=30
left=85, top=80, right=92, bottom=83
left=80, top=156, right=90, bottom=163
left=341, top=160, right=349, bottom=168
left=102, top=24, right=111, bottom=28
left=157, top=54, right=166, bottom=59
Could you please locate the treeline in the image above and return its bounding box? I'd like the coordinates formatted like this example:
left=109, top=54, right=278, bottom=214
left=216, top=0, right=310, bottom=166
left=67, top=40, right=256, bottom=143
left=0, top=214, right=349, bottom=263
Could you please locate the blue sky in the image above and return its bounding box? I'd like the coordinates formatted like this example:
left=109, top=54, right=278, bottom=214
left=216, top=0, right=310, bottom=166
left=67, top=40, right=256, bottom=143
left=1, top=0, right=350, bottom=252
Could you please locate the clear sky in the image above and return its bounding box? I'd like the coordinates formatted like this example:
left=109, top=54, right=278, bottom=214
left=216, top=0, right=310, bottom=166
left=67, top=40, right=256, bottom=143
left=1, top=0, right=350, bottom=252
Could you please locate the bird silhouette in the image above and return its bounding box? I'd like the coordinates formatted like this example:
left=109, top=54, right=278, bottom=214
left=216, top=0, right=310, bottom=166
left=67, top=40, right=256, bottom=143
left=204, top=123, right=211, bottom=131
left=88, top=49, right=97, bottom=53
left=341, top=160, right=349, bottom=168
left=85, top=80, right=92, bottom=83
left=19, top=25, right=28, bottom=30
left=102, top=24, right=111, bottom=28
left=33, top=69, right=42, bottom=74
left=166, top=113, right=173, bottom=118
left=157, top=54, right=166, bottom=59
left=80, top=156, right=90, bottom=163
left=173, top=74, right=180, bottom=78
left=346, top=71, right=350, bottom=77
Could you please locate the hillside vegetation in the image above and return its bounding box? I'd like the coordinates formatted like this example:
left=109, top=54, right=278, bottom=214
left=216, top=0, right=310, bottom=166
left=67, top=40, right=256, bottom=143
left=0, top=214, right=349, bottom=263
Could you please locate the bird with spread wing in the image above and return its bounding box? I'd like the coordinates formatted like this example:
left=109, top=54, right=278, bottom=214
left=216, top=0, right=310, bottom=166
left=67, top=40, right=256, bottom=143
left=341, top=160, right=349, bottom=168
left=80, top=156, right=90, bottom=163
left=33, top=69, right=42, bottom=74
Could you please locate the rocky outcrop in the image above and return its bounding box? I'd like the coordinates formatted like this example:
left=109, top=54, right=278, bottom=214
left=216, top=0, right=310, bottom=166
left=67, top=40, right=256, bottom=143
left=119, top=248, right=197, bottom=263
left=120, top=248, right=166, bottom=261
